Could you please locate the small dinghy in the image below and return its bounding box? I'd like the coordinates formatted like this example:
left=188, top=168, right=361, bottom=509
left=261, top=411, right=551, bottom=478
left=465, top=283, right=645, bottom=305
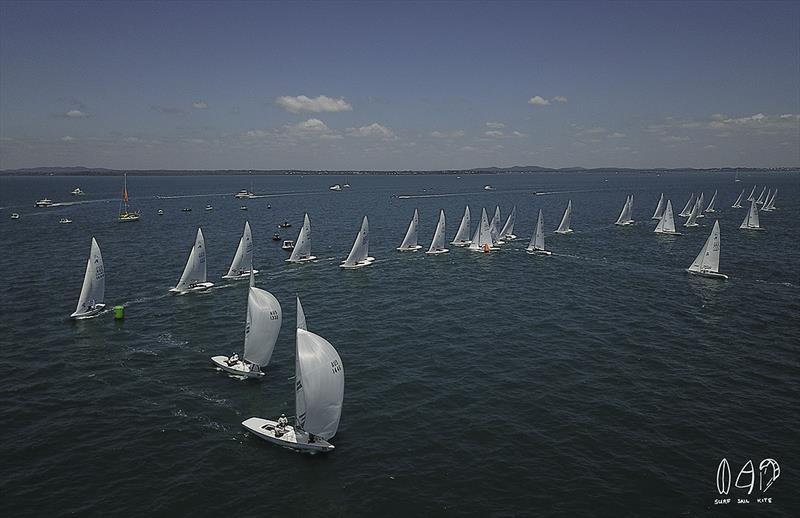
left=484, top=185, right=494, bottom=191
left=468, top=208, right=495, bottom=252
left=686, top=220, right=727, bottom=279
left=426, top=209, right=449, bottom=255
left=272, top=233, right=281, bottom=241
left=205, top=205, right=213, bottom=211
left=10, top=213, right=20, bottom=220
left=654, top=200, right=682, bottom=235
left=614, top=195, right=634, bottom=226
left=554, top=200, right=573, bottom=234
left=397, top=209, right=422, bottom=251
left=242, top=316, right=344, bottom=454
left=170, top=228, right=214, bottom=293
left=740, top=200, right=765, bottom=231
left=158, top=209, right=164, bottom=215
left=287, top=213, right=317, bottom=262
left=278, top=221, right=292, bottom=228
left=222, top=221, right=257, bottom=280
left=450, top=206, right=472, bottom=246
left=240, top=205, right=248, bottom=211
left=526, top=209, right=551, bottom=255
left=489, top=206, right=502, bottom=244
left=59, top=218, right=73, bottom=224
left=329, top=184, right=342, bottom=191
left=211, top=271, right=281, bottom=379
left=340, top=216, right=375, bottom=268
left=684, top=197, right=700, bottom=227
left=281, top=240, right=295, bottom=251
left=704, top=190, right=718, bottom=213
left=498, top=205, right=517, bottom=241
left=731, top=189, right=745, bottom=208
left=70, top=237, right=106, bottom=319
left=651, top=193, right=665, bottom=220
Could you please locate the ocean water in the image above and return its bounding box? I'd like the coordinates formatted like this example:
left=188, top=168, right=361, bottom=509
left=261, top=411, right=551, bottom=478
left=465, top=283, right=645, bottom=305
left=0, top=171, right=798, bottom=517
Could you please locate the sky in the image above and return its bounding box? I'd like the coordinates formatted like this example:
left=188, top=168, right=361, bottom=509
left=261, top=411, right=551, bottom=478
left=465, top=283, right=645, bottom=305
left=0, top=0, right=798, bottom=170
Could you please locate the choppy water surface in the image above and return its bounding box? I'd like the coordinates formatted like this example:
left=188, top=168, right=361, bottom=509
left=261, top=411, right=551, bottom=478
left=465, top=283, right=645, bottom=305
left=1, top=171, right=798, bottom=516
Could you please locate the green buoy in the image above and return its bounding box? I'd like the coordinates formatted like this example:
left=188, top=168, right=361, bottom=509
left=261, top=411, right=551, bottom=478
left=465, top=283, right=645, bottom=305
left=113, top=305, right=125, bottom=320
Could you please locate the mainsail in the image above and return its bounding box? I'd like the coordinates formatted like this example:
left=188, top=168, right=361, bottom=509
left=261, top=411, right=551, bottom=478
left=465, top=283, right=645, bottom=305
left=740, top=200, right=762, bottom=230
left=296, top=296, right=307, bottom=331
left=705, top=190, right=717, bottom=213
left=652, top=193, right=665, bottom=219
left=225, top=221, right=254, bottom=277
left=242, top=287, right=282, bottom=367
left=174, top=228, right=208, bottom=291
left=679, top=194, right=695, bottom=217
left=343, top=216, right=370, bottom=266
left=499, top=206, right=517, bottom=239
left=731, top=189, right=744, bottom=208
left=684, top=198, right=700, bottom=227
left=295, top=329, right=344, bottom=440
left=72, top=238, right=105, bottom=316
left=527, top=209, right=546, bottom=251
left=468, top=208, right=493, bottom=251
left=288, top=213, right=314, bottom=262
left=746, top=185, right=757, bottom=201
left=451, top=206, right=471, bottom=244
left=489, top=206, right=501, bottom=244
left=688, top=220, right=722, bottom=274
left=427, top=210, right=447, bottom=253
left=654, top=200, right=678, bottom=233
left=398, top=209, right=420, bottom=250
left=555, top=200, right=572, bottom=233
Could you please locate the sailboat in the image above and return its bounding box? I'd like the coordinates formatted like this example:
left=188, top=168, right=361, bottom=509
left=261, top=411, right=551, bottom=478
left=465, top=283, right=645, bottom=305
left=746, top=185, right=757, bottom=202
left=118, top=173, right=140, bottom=222
left=739, top=200, right=765, bottom=231
left=651, top=194, right=665, bottom=220
left=686, top=220, right=727, bottom=279
left=489, top=206, right=502, bottom=244
left=695, top=193, right=706, bottom=218
left=654, top=200, right=682, bottom=235
left=287, top=213, right=317, bottom=262
left=755, top=186, right=768, bottom=205
left=498, top=206, right=517, bottom=241
left=70, top=237, right=106, bottom=319
left=222, top=221, right=257, bottom=279
left=762, top=189, right=777, bottom=211
left=468, top=208, right=495, bottom=252
left=704, top=190, right=718, bottom=213
left=526, top=209, right=551, bottom=255
left=614, top=195, right=634, bottom=226
left=426, top=210, right=449, bottom=255
left=397, top=209, right=422, bottom=251
left=684, top=197, right=700, bottom=227
left=211, top=271, right=282, bottom=378
left=759, top=189, right=771, bottom=211
left=170, top=228, right=214, bottom=293
left=731, top=189, right=745, bottom=208
left=340, top=216, right=374, bottom=268
left=450, top=206, right=472, bottom=246
left=679, top=193, right=695, bottom=217
left=554, top=200, right=573, bottom=234
left=242, top=303, right=344, bottom=454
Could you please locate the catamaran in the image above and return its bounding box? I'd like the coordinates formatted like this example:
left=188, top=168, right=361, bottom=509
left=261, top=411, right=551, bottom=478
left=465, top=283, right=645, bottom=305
left=654, top=200, right=682, bottom=235
left=554, top=200, right=573, bottom=234
left=468, top=208, right=495, bottom=252
left=740, top=200, right=765, bottom=231
left=170, top=228, right=214, bottom=293
left=731, top=189, right=745, bottom=208
left=614, top=195, right=634, bottom=226
left=499, top=206, right=517, bottom=241
left=526, top=209, right=551, bottom=255
left=222, top=221, right=257, bottom=280
left=397, top=209, right=422, bottom=251
left=70, top=237, right=106, bottom=319
left=242, top=303, right=344, bottom=454
left=341, top=216, right=374, bottom=268
left=489, top=206, right=502, bottom=244
left=704, top=190, right=718, bottom=213
left=684, top=197, right=700, bottom=227
left=450, top=206, right=472, bottom=246
left=287, top=213, right=317, bottom=262
left=211, top=271, right=281, bottom=378
left=651, top=193, right=665, bottom=220
left=679, top=194, right=695, bottom=217
left=118, top=173, right=140, bottom=222
left=686, top=220, right=727, bottom=279
left=426, top=210, right=449, bottom=255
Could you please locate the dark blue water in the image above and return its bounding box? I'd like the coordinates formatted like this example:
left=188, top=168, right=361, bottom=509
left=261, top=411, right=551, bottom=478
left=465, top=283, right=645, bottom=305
left=1, top=171, right=798, bottom=516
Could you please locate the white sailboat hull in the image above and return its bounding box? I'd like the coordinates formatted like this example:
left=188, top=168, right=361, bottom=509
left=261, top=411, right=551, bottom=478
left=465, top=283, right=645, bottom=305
left=655, top=230, right=683, bottom=236
left=450, top=240, right=472, bottom=246
left=242, top=418, right=334, bottom=454
left=339, top=257, right=376, bottom=269
left=684, top=223, right=699, bottom=228
left=614, top=221, right=634, bottom=226
left=396, top=245, right=422, bottom=251
left=686, top=269, right=729, bottom=280
left=222, top=269, right=259, bottom=280
left=169, top=281, right=215, bottom=294
left=70, top=304, right=107, bottom=320
left=526, top=249, right=551, bottom=256
left=425, top=249, right=449, bottom=255
left=554, top=229, right=573, bottom=234
left=741, top=227, right=766, bottom=232
left=211, top=356, right=265, bottom=378
left=286, top=255, right=317, bottom=263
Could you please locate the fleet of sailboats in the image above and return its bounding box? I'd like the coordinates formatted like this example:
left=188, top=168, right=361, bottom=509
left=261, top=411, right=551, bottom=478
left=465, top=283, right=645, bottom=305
left=70, top=238, right=106, bottom=319
left=170, top=228, right=214, bottom=293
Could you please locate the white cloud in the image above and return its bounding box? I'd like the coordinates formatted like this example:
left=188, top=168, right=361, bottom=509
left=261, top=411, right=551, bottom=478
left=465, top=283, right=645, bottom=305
left=65, top=109, right=89, bottom=118
left=430, top=130, right=465, bottom=138
left=511, top=131, right=528, bottom=137
left=528, top=96, right=550, bottom=106
left=192, top=101, right=208, bottom=109
left=704, top=144, right=717, bottom=149
left=660, top=135, right=690, bottom=143
left=608, top=132, right=626, bottom=139
left=276, top=95, right=353, bottom=113
left=347, top=122, right=394, bottom=138
left=61, top=136, right=75, bottom=142
left=459, top=146, right=477, bottom=152
left=485, top=121, right=505, bottom=129
left=245, top=129, right=271, bottom=138
left=484, top=130, right=504, bottom=137
left=287, top=118, right=330, bottom=134
left=552, top=96, right=568, bottom=103
left=584, top=127, right=607, bottom=134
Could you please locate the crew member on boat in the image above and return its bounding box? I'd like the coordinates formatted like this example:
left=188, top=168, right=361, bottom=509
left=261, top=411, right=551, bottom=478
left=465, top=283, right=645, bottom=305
left=227, top=353, right=239, bottom=366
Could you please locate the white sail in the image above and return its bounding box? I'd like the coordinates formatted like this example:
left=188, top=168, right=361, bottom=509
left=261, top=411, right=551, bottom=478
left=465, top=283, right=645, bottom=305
left=499, top=206, right=517, bottom=239
left=427, top=210, right=447, bottom=253
left=684, top=198, right=700, bottom=227
left=732, top=189, right=744, bottom=208
left=555, top=200, right=572, bottom=233
left=764, top=188, right=777, bottom=210
left=72, top=238, right=105, bottom=317
left=695, top=193, right=705, bottom=218
left=451, top=206, right=471, bottom=244
left=225, top=221, right=254, bottom=277
left=242, top=287, right=282, bottom=367
left=740, top=200, right=762, bottom=229
left=705, top=190, right=717, bottom=212
left=615, top=196, right=632, bottom=225
left=755, top=186, right=767, bottom=204
left=288, top=213, right=314, bottom=262
left=398, top=209, right=420, bottom=250
left=759, top=189, right=771, bottom=211
left=489, top=206, right=501, bottom=244
left=174, top=228, right=208, bottom=291
left=688, top=220, right=722, bottom=274
left=343, top=216, right=370, bottom=266
left=296, top=296, right=307, bottom=331
left=468, top=208, right=493, bottom=250
left=527, top=209, right=546, bottom=251
left=295, top=328, right=344, bottom=440
left=679, top=193, right=694, bottom=217
left=654, top=200, right=678, bottom=233
left=651, top=193, right=665, bottom=219
left=746, top=185, right=757, bottom=201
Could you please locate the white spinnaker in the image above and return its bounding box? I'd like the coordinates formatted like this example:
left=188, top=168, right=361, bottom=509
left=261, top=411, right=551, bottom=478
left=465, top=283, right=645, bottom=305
left=295, top=329, right=344, bottom=440
left=469, top=208, right=493, bottom=250
left=489, top=206, right=501, bottom=243
left=556, top=200, right=572, bottom=232
left=740, top=200, right=760, bottom=229
left=74, top=237, right=105, bottom=315
left=175, top=228, right=207, bottom=291
left=242, top=287, right=282, bottom=367
left=528, top=209, right=546, bottom=251
left=499, top=206, right=517, bottom=238
left=652, top=193, right=665, bottom=219
left=296, top=296, right=307, bottom=331
left=732, top=189, right=744, bottom=208
left=705, top=190, right=717, bottom=212
left=226, top=221, right=253, bottom=276
left=428, top=210, right=446, bottom=252
left=452, top=206, right=471, bottom=243
left=680, top=194, right=694, bottom=216
left=689, top=220, right=721, bottom=273
left=289, top=213, right=313, bottom=261
left=344, top=216, right=369, bottom=265
left=398, top=209, right=419, bottom=249
left=656, top=200, right=677, bottom=233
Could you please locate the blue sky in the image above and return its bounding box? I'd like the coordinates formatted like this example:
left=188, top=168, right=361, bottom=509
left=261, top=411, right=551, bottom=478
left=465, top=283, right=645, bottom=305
left=1, top=0, right=798, bottom=170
